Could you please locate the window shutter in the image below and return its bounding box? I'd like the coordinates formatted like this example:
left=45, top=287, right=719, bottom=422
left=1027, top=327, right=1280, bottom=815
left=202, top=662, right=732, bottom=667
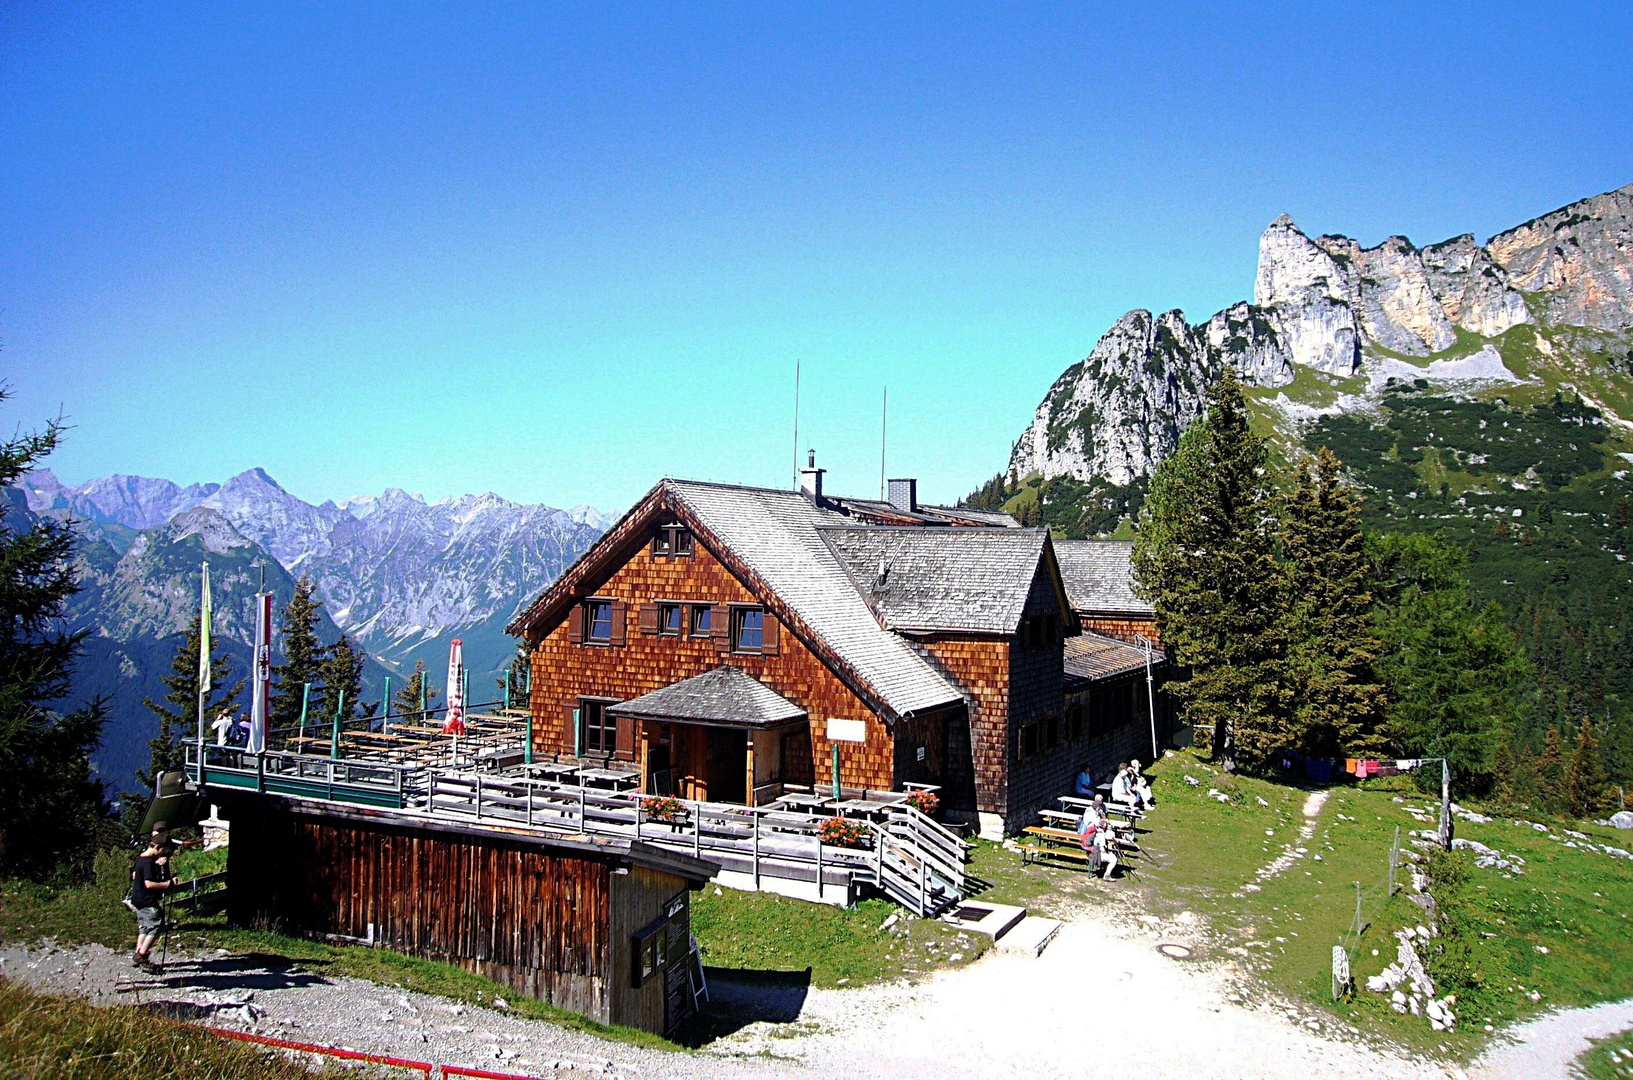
left=712, top=605, right=731, bottom=653
left=760, top=613, right=780, bottom=655
left=610, top=601, right=627, bottom=646
left=615, top=713, right=636, bottom=761
left=638, top=603, right=660, bottom=635
left=567, top=604, right=583, bottom=644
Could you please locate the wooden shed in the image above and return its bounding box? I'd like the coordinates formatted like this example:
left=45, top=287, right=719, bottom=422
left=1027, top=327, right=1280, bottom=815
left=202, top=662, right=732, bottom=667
left=220, top=792, right=718, bottom=1037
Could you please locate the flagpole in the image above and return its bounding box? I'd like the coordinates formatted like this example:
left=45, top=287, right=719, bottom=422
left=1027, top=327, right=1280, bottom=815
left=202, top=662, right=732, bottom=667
left=196, top=562, right=211, bottom=779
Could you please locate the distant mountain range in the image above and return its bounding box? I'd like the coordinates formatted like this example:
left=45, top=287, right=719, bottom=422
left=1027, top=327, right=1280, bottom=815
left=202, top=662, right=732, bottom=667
left=11, top=468, right=608, bottom=798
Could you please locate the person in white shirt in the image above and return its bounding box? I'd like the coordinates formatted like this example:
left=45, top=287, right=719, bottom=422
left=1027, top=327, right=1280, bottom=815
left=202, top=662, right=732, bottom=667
left=1091, top=815, right=1118, bottom=878
left=210, top=710, right=234, bottom=747
left=1129, top=758, right=1155, bottom=809
left=1109, top=763, right=1138, bottom=809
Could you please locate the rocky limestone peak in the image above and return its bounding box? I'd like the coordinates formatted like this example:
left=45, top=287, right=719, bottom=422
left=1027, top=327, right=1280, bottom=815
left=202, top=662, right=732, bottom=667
left=1486, top=181, right=1633, bottom=330
left=1003, top=182, right=1633, bottom=499
left=165, top=506, right=256, bottom=555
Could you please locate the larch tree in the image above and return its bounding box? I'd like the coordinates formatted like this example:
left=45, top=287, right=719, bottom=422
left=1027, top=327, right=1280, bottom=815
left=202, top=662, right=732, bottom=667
left=1280, top=447, right=1387, bottom=757
left=393, top=658, right=438, bottom=724
left=1564, top=721, right=1610, bottom=818
left=271, top=575, right=325, bottom=727
left=125, top=612, right=244, bottom=832
left=0, top=389, right=110, bottom=880
left=1134, top=365, right=1289, bottom=770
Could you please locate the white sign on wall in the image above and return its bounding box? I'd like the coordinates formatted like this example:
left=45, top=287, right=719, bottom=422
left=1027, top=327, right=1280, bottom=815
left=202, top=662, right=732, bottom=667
left=826, top=717, right=867, bottom=743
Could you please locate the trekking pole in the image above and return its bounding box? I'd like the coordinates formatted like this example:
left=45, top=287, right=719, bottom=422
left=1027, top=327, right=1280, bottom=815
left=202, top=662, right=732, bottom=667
left=159, top=891, right=172, bottom=972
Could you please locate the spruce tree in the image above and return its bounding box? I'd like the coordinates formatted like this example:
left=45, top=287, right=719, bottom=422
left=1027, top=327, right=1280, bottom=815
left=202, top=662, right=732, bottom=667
left=317, top=633, right=367, bottom=726
left=125, top=613, right=243, bottom=831
left=1564, top=721, right=1610, bottom=819
left=1370, top=532, right=1529, bottom=794
left=393, top=659, right=438, bottom=725
left=271, top=575, right=325, bottom=726
left=1134, top=365, right=1288, bottom=769
left=1280, top=448, right=1386, bottom=757
left=502, top=645, right=530, bottom=711
left=0, top=390, right=110, bottom=880
left=1537, top=725, right=1565, bottom=809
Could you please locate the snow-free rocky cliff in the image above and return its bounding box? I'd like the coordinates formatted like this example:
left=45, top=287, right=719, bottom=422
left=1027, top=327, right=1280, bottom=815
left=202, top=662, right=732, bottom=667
left=1008, top=182, right=1633, bottom=488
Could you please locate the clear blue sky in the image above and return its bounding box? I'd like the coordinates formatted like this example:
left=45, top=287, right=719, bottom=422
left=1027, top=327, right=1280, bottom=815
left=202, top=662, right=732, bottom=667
left=4, top=3, right=1630, bottom=514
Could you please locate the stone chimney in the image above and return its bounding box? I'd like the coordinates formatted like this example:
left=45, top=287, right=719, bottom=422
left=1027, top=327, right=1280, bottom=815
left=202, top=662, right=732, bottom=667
left=886, top=477, right=918, bottom=514
left=799, top=449, right=825, bottom=504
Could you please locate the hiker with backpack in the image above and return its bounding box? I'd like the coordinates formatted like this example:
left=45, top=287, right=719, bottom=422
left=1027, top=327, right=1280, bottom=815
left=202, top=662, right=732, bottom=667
left=1078, top=795, right=1119, bottom=879
left=130, top=822, right=179, bottom=971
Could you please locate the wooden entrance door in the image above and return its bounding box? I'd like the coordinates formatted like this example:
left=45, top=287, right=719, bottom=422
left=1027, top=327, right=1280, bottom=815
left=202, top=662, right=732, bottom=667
left=705, top=728, right=747, bottom=804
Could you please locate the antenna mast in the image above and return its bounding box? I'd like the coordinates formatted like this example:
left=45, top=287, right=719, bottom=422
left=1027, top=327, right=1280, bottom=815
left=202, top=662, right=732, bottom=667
left=792, top=359, right=801, bottom=491
left=879, top=386, right=887, bottom=500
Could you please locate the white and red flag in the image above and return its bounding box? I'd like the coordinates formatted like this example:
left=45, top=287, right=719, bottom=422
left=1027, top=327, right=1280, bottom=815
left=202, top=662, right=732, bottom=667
left=442, top=638, right=466, bottom=736
left=248, top=592, right=272, bottom=753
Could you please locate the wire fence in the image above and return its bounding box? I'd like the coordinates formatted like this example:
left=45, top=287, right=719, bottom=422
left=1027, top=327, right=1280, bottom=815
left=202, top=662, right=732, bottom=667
left=1331, top=825, right=1405, bottom=998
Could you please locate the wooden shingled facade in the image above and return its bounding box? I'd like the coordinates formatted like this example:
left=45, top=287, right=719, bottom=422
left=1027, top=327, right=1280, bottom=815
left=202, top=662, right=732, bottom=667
left=526, top=521, right=909, bottom=800
left=223, top=794, right=712, bottom=1036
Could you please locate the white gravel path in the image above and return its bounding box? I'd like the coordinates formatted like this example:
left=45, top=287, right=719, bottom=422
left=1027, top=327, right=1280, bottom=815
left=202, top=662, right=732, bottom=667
left=1470, top=996, right=1633, bottom=1079
left=3, top=908, right=1462, bottom=1080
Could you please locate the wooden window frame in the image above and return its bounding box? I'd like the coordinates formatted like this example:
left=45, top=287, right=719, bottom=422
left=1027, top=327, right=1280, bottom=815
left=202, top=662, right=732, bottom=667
left=579, top=697, right=618, bottom=756
left=657, top=602, right=683, bottom=637
left=652, top=523, right=694, bottom=559
left=584, top=599, right=614, bottom=643
left=689, top=604, right=713, bottom=638
left=733, top=607, right=764, bottom=653
left=631, top=914, right=670, bottom=988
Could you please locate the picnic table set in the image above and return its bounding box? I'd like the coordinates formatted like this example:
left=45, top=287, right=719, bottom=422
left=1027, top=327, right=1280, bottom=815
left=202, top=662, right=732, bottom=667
left=1017, top=791, right=1149, bottom=876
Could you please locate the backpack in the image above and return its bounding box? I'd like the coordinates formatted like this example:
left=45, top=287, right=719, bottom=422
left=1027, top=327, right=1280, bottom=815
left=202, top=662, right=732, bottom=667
left=1078, top=822, right=1098, bottom=850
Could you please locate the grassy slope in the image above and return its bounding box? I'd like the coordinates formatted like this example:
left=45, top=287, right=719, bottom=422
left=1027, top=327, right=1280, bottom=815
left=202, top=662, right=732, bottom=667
left=1128, top=752, right=1633, bottom=1055
left=0, top=849, right=676, bottom=1051
left=0, top=977, right=346, bottom=1080
left=1576, top=1028, right=1633, bottom=1079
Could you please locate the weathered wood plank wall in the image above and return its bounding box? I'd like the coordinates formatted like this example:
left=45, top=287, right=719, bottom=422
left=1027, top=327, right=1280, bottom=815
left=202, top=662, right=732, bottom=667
left=227, top=804, right=616, bottom=1023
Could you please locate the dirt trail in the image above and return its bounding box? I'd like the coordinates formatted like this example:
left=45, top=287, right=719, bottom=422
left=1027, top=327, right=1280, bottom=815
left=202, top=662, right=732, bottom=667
left=1237, top=789, right=1329, bottom=895
left=3, top=905, right=1455, bottom=1080
left=1471, top=996, right=1633, bottom=1079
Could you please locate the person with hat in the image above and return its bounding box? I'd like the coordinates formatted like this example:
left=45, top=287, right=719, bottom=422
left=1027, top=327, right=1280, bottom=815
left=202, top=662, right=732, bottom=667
left=131, top=822, right=179, bottom=970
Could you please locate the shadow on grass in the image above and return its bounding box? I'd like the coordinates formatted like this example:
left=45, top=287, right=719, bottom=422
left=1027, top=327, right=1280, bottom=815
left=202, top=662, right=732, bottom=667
left=675, top=966, right=812, bottom=1046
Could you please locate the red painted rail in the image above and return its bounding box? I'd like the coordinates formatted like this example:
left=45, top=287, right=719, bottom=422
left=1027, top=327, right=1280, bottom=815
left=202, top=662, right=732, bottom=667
left=191, top=1023, right=554, bottom=1080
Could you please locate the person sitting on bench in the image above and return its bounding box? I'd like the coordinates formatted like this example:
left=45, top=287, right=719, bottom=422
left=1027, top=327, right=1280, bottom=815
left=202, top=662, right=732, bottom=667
left=1092, top=819, right=1119, bottom=878
left=1110, top=763, right=1138, bottom=810
left=1074, top=763, right=1095, bottom=797
left=1129, top=758, right=1155, bottom=809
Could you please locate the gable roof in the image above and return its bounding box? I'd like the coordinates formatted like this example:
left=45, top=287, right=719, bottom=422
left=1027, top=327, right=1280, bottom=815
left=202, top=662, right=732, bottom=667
left=1053, top=540, right=1152, bottom=616
left=1063, top=631, right=1163, bottom=686
left=608, top=665, right=807, bottom=728
left=818, top=525, right=1056, bottom=634
left=508, top=479, right=967, bottom=719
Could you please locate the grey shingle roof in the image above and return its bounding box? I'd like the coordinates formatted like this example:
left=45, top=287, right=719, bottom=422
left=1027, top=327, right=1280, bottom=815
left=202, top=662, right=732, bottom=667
left=817, top=526, right=1049, bottom=634
left=1063, top=632, right=1163, bottom=685
left=1053, top=540, right=1152, bottom=615
left=667, top=481, right=966, bottom=716
left=608, top=665, right=807, bottom=727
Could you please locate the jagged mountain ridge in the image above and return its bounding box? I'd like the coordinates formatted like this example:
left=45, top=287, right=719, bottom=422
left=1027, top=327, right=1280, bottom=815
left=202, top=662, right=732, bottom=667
left=1008, top=182, right=1633, bottom=489
left=21, top=467, right=607, bottom=674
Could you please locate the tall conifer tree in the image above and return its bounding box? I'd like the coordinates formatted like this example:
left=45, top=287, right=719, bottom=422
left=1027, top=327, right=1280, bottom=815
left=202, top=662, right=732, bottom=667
left=393, top=659, right=438, bottom=724
left=1537, top=725, right=1565, bottom=808
left=0, top=389, right=109, bottom=879
left=1134, top=365, right=1289, bottom=769
left=271, top=575, right=325, bottom=726
left=1564, top=721, right=1609, bottom=818
left=1281, top=448, right=1386, bottom=756
left=318, top=633, right=368, bottom=725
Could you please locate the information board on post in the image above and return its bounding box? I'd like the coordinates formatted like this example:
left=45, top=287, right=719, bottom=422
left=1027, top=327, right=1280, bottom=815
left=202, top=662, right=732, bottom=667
left=825, top=717, right=866, bottom=743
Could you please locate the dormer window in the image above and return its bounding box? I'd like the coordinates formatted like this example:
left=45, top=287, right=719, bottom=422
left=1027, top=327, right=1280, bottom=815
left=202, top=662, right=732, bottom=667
left=652, top=522, right=694, bottom=557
